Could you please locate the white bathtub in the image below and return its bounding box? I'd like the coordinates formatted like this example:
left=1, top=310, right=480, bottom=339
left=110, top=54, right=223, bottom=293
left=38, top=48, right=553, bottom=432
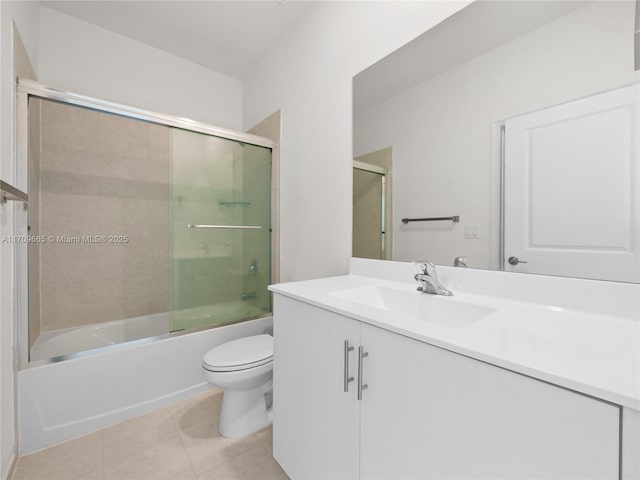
left=30, top=312, right=172, bottom=362
left=30, top=302, right=268, bottom=363
left=18, top=315, right=272, bottom=454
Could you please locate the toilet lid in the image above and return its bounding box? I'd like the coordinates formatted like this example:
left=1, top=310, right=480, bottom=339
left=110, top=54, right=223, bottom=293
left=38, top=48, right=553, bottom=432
left=203, top=334, right=273, bottom=370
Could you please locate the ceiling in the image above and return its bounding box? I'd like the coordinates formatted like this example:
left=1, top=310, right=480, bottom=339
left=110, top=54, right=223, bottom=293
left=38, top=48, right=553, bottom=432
left=354, top=1, right=590, bottom=111
left=42, top=0, right=315, bottom=79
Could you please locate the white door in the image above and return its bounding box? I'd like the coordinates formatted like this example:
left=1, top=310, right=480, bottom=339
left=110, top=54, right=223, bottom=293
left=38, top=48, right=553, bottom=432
left=504, top=85, right=640, bottom=282
left=272, top=295, right=360, bottom=479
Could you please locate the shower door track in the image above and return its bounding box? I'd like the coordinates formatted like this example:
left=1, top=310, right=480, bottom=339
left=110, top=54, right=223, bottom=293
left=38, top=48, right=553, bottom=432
left=15, top=78, right=276, bottom=370
left=16, top=78, right=275, bottom=149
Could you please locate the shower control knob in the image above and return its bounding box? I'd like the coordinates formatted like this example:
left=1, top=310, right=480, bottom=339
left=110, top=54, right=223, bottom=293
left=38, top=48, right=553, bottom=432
left=508, top=256, right=528, bottom=266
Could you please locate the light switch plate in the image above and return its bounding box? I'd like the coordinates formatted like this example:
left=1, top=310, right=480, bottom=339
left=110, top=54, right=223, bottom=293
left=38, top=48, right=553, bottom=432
left=465, top=225, right=479, bottom=239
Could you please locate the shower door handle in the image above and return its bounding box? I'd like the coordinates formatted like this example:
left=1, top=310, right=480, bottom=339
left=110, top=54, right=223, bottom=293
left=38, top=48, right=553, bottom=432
left=357, top=346, right=369, bottom=400
left=187, top=224, right=262, bottom=229
left=343, top=340, right=355, bottom=392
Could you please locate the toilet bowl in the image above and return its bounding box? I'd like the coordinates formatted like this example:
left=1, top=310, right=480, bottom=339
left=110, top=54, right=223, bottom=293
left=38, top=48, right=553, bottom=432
left=202, top=334, right=273, bottom=438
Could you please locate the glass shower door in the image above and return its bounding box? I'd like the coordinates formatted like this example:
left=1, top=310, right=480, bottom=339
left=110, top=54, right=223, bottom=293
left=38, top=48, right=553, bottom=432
left=171, top=128, right=271, bottom=332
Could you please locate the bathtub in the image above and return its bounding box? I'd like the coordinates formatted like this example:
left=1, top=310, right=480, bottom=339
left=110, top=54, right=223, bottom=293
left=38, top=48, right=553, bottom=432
left=30, top=302, right=268, bottom=363
left=18, top=314, right=272, bottom=454
left=30, top=312, right=171, bottom=362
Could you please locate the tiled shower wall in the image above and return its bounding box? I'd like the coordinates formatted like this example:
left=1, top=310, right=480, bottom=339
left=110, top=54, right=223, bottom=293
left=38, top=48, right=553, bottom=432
left=247, top=110, right=280, bottom=284
left=28, top=99, right=41, bottom=347
left=35, top=98, right=170, bottom=333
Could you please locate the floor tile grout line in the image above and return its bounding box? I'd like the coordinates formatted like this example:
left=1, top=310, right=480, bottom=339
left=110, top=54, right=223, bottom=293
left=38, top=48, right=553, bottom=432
left=168, top=393, right=234, bottom=478
left=102, top=409, right=185, bottom=478
left=168, top=403, right=199, bottom=479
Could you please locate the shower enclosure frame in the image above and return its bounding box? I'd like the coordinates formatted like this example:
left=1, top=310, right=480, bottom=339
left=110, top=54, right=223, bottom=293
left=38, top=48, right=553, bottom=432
left=353, top=160, right=387, bottom=259
left=15, top=78, right=276, bottom=370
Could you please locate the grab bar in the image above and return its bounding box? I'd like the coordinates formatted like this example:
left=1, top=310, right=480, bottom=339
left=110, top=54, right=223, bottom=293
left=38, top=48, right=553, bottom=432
left=0, top=180, right=28, bottom=203
left=187, top=224, right=262, bottom=230
left=401, top=216, right=459, bottom=224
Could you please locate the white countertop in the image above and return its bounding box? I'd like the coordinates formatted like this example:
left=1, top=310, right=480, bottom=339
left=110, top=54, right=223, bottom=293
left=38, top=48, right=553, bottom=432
left=269, top=271, right=640, bottom=410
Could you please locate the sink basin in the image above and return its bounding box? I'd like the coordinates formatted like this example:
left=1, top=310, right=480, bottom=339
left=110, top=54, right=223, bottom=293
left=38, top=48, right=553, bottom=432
left=330, top=286, right=496, bottom=328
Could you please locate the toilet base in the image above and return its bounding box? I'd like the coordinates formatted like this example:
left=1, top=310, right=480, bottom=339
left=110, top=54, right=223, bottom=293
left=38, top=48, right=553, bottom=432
left=218, top=380, right=273, bottom=438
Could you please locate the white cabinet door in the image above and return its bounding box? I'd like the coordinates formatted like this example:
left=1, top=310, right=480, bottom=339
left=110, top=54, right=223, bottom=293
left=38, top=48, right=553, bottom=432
left=504, top=84, right=640, bottom=282
left=359, top=323, right=620, bottom=479
left=272, top=295, right=361, bottom=479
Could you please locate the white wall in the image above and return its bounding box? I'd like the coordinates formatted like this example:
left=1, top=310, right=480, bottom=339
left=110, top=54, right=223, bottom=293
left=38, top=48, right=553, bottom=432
left=354, top=1, right=638, bottom=268
left=38, top=7, right=242, bottom=131
left=2, top=4, right=244, bottom=475
left=0, top=2, right=39, bottom=477
left=243, top=1, right=470, bottom=282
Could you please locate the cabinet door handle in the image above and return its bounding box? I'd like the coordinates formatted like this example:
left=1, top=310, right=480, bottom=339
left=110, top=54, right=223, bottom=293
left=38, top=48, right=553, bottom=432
left=344, top=340, right=355, bottom=392
left=357, top=346, right=369, bottom=400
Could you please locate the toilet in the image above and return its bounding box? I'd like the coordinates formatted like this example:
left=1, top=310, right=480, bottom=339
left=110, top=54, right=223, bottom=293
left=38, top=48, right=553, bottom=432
left=202, top=334, right=273, bottom=438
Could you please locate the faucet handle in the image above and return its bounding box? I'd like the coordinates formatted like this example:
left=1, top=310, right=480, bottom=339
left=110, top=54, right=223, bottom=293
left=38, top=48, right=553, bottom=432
left=412, top=261, right=435, bottom=274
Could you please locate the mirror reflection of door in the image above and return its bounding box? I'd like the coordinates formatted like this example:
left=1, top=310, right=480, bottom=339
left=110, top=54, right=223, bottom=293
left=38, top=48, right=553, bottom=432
left=353, top=147, right=392, bottom=260
left=503, top=84, right=640, bottom=283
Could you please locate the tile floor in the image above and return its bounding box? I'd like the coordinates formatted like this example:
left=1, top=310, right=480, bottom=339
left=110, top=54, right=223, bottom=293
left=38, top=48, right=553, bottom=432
left=11, top=389, right=288, bottom=480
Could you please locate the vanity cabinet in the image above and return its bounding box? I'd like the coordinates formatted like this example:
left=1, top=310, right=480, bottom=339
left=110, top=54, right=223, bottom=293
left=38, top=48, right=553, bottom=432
left=273, top=295, right=361, bottom=479
left=273, top=295, right=621, bottom=479
left=359, top=322, right=619, bottom=479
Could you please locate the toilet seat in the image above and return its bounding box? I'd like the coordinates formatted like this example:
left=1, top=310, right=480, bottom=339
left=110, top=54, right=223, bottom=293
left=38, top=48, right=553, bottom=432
left=203, top=334, right=273, bottom=372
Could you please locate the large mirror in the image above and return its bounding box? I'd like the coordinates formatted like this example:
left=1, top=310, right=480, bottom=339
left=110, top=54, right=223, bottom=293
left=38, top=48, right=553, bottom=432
left=353, top=0, right=640, bottom=283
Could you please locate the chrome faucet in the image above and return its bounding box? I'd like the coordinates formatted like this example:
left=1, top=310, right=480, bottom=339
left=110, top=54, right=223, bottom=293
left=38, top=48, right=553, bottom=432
left=413, top=261, right=453, bottom=296
left=453, top=256, right=468, bottom=268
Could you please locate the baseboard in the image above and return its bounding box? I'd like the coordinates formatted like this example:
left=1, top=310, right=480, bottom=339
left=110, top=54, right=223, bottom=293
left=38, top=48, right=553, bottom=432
left=4, top=452, right=18, bottom=480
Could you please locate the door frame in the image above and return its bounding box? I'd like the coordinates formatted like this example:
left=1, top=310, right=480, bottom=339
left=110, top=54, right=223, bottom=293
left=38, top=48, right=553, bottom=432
left=353, top=160, right=388, bottom=260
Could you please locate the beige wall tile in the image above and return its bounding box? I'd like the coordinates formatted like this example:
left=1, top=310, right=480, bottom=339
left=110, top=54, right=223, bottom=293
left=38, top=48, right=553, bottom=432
left=41, top=275, right=107, bottom=308
left=28, top=286, right=41, bottom=349
left=98, top=112, right=149, bottom=160
left=41, top=100, right=101, bottom=153
left=149, top=123, right=170, bottom=152
left=149, top=123, right=170, bottom=183
left=98, top=198, right=152, bottom=243
left=99, top=152, right=150, bottom=182
left=40, top=170, right=100, bottom=196
left=40, top=192, right=100, bottom=237
left=147, top=273, right=170, bottom=314
left=28, top=99, right=42, bottom=348
left=40, top=243, right=99, bottom=284
left=247, top=110, right=280, bottom=284
left=40, top=301, right=114, bottom=331
left=40, top=146, right=102, bottom=176
left=93, top=243, right=150, bottom=280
